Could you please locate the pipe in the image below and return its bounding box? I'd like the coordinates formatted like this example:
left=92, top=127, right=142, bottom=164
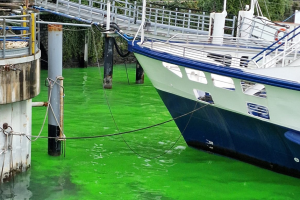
left=33, top=6, right=100, bottom=26
left=32, top=102, right=48, bottom=107
left=36, top=21, right=92, bottom=27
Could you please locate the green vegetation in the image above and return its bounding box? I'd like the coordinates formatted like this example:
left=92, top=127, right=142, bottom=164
left=141, top=0, right=295, bottom=21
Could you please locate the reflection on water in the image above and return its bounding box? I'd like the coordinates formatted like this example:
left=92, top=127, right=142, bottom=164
left=3, top=66, right=300, bottom=199
left=0, top=172, right=32, bottom=200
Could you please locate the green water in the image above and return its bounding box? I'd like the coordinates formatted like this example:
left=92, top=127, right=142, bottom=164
left=2, top=65, right=300, bottom=199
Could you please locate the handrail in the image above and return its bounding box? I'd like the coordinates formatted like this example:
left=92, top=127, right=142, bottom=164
left=251, top=25, right=300, bottom=61
left=36, top=0, right=236, bottom=36
left=141, top=38, right=258, bottom=69
left=0, top=13, right=39, bottom=59
left=258, top=38, right=300, bottom=68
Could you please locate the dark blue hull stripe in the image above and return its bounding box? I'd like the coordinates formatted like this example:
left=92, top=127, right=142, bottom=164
left=156, top=89, right=300, bottom=178
left=128, top=42, right=300, bottom=91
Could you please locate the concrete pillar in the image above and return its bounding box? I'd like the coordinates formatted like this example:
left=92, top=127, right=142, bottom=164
left=135, top=61, right=144, bottom=84
left=48, top=24, right=63, bottom=156
left=103, top=35, right=114, bottom=89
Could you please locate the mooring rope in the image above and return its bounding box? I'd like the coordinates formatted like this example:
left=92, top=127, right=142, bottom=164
left=5, top=26, right=212, bottom=160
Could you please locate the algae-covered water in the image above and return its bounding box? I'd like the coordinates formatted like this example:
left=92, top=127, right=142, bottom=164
left=2, top=65, right=300, bottom=199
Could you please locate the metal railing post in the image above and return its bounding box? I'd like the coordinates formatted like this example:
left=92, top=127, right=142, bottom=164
left=115, top=7, right=118, bottom=23
left=175, top=8, right=178, bottom=27
left=133, top=1, right=136, bottom=23
left=231, top=16, right=236, bottom=36
left=167, top=10, right=171, bottom=36
left=202, top=12, right=205, bottom=31
left=182, top=13, right=185, bottom=33
left=67, top=0, right=70, bottom=14
left=31, top=13, right=36, bottom=55
left=154, top=9, right=158, bottom=35
left=3, top=18, right=5, bottom=58
left=128, top=4, right=131, bottom=29
left=262, top=51, right=266, bottom=68
left=112, top=0, right=115, bottom=16
left=56, top=0, right=59, bottom=11
left=29, top=17, right=32, bottom=56
left=90, top=2, right=93, bottom=20
left=125, top=0, right=128, bottom=16
left=38, top=13, right=40, bottom=49
left=188, top=10, right=191, bottom=29
left=162, top=6, right=164, bottom=24
left=78, top=0, right=81, bottom=17
left=282, top=36, right=288, bottom=67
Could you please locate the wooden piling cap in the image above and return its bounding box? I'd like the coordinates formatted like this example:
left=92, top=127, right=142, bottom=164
left=48, top=24, right=63, bottom=31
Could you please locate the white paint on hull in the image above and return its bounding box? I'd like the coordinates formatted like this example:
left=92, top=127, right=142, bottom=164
left=134, top=53, right=300, bottom=131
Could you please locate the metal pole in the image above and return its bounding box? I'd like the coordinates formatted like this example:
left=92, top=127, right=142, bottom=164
left=30, top=13, right=36, bottom=55
left=36, top=21, right=92, bottom=27
left=3, top=18, right=5, bottom=59
left=107, top=0, right=111, bottom=30
left=48, top=24, right=63, bottom=156
left=141, top=0, right=146, bottom=43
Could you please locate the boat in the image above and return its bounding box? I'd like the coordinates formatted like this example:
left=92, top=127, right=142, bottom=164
left=124, top=0, right=300, bottom=177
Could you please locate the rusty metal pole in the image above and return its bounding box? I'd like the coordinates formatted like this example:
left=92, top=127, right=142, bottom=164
left=103, top=34, right=114, bottom=89
left=48, top=24, right=62, bottom=156
left=136, top=61, right=144, bottom=84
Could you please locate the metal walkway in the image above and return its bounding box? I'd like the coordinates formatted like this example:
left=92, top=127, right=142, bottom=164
left=34, top=0, right=236, bottom=39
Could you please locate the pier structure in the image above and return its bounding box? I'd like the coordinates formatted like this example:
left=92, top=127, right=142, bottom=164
left=0, top=11, right=41, bottom=182
left=33, top=0, right=236, bottom=88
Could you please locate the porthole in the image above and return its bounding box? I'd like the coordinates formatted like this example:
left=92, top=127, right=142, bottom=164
left=185, top=68, right=207, bottom=84
left=241, top=80, right=267, bottom=98
left=211, top=74, right=235, bottom=90
left=162, top=62, right=182, bottom=78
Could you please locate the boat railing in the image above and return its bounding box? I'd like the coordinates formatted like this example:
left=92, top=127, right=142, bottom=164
left=250, top=25, right=300, bottom=68
left=36, top=0, right=236, bottom=36
left=0, top=13, right=39, bottom=59
left=238, top=16, right=288, bottom=41
left=166, top=33, right=275, bottom=49
left=144, top=37, right=260, bottom=69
